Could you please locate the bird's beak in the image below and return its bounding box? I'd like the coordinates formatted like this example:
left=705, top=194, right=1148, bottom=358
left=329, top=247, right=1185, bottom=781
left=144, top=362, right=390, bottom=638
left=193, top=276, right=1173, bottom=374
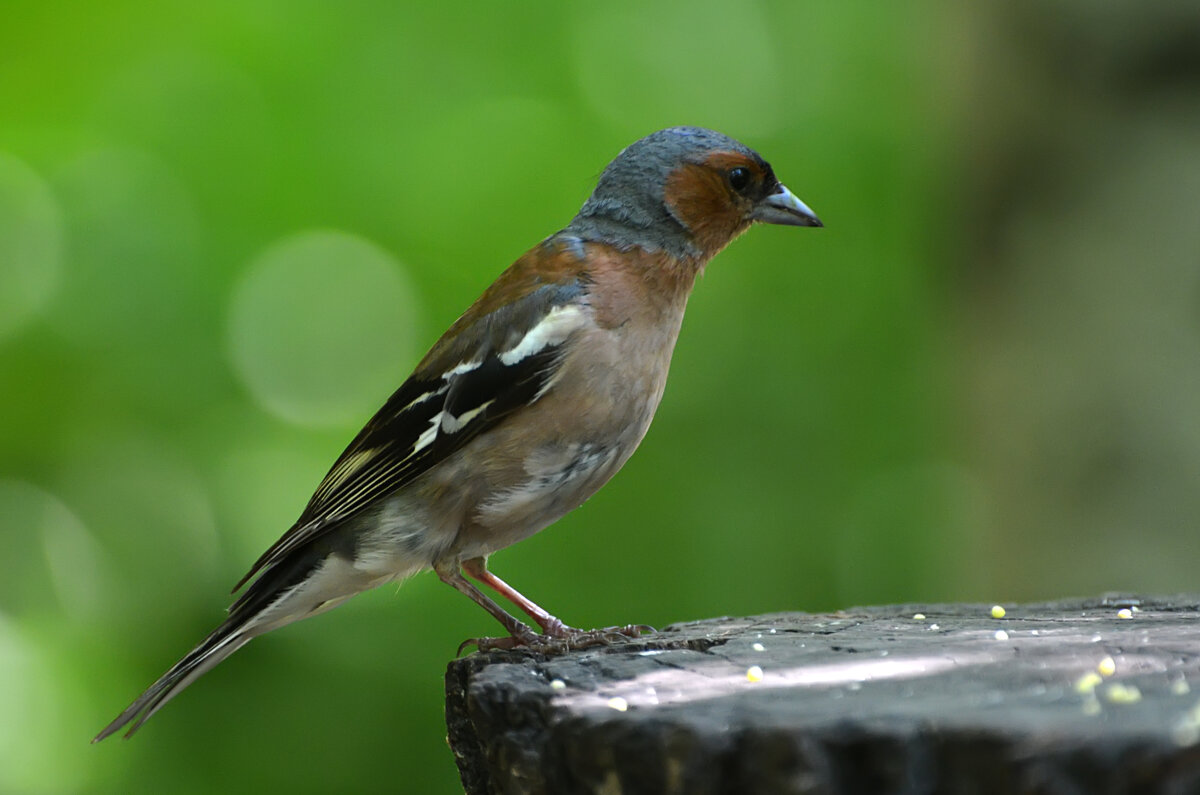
left=751, top=183, right=822, bottom=228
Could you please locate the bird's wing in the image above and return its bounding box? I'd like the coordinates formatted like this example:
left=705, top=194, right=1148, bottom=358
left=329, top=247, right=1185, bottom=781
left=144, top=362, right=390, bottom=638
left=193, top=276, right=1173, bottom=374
left=231, top=239, right=592, bottom=595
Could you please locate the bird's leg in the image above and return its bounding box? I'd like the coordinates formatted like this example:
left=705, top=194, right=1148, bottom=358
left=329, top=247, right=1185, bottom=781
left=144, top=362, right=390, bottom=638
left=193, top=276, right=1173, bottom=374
left=462, top=557, right=654, bottom=650
left=434, top=561, right=540, bottom=653
left=462, top=557, right=570, bottom=637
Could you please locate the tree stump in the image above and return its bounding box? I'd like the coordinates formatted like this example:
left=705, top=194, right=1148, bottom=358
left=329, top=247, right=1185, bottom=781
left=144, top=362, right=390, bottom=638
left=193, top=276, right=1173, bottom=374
left=445, top=595, right=1200, bottom=794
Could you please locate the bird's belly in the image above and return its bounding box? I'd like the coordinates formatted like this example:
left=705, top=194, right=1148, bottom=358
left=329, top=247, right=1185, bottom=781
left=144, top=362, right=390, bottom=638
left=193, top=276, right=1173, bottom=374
left=471, top=441, right=621, bottom=544
left=438, top=317, right=680, bottom=561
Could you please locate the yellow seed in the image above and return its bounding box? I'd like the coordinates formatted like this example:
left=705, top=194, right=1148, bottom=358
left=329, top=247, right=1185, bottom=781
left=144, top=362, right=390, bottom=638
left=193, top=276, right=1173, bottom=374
left=912, top=613, right=926, bottom=621
left=1105, top=683, right=1142, bottom=704
left=1081, top=697, right=1102, bottom=716
left=1172, top=680, right=1191, bottom=696
left=991, top=605, right=1006, bottom=619
left=549, top=679, right=566, bottom=691
left=1075, top=672, right=1103, bottom=694
left=746, top=665, right=764, bottom=683
left=1117, top=608, right=1133, bottom=619
left=1097, top=656, right=1117, bottom=677
left=606, top=696, right=628, bottom=712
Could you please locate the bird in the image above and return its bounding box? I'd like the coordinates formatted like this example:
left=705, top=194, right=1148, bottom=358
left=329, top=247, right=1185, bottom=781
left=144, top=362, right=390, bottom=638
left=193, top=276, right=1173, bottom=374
left=93, top=126, right=821, bottom=742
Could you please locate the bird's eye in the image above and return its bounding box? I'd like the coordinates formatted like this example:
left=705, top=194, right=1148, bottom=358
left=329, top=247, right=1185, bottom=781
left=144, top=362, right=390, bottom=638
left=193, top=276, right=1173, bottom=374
left=727, top=167, right=752, bottom=193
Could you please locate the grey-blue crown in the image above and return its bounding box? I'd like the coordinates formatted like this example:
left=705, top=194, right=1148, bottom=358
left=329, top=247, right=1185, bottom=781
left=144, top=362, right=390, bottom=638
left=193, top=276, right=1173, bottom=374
left=567, top=127, right=761, bottom=257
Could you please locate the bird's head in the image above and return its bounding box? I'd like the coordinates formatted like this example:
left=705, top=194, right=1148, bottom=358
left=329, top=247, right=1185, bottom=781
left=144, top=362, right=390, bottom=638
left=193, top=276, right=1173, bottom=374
left=569, top=126, right=821, bottom=262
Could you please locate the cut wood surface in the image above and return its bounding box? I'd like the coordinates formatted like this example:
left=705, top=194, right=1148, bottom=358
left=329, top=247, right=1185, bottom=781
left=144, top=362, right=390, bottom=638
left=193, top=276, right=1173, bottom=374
left=445, top=594, right=1200, bottom=794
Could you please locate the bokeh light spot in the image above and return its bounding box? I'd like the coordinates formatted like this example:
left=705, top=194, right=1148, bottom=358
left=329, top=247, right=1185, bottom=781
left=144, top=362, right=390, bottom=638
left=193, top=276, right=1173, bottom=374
left=0, top=616, right=85, bottom=794
left=41, top=502, right=107, bottom=624
left=0, top=152, right=64, bottom=341
left=572, top=0, right=782, bottom=138
left=228, top=230, right=420, bottom=427
left=56, top=432, right=220, bottom=608
left=0, top=480, right=99, bottom=621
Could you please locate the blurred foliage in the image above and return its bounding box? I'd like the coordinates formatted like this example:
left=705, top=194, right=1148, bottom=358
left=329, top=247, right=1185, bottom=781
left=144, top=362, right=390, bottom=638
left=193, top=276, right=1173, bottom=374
left=1, top=1, right=1197, bottom=792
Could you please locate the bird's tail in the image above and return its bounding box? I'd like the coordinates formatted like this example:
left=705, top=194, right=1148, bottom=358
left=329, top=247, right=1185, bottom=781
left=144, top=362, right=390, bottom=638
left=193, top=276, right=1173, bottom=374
left=92, top=618, right=252, bottom=742
left=93, top=534, right=347, bottom=742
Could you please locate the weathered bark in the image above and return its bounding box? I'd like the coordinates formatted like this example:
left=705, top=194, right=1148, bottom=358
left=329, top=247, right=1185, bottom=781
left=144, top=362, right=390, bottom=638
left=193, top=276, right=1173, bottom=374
left=447, top=595, right=1200, bottom=794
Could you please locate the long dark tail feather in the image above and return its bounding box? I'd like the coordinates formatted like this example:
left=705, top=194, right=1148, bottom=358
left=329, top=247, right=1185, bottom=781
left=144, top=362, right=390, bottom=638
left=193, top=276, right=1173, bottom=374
left=92, top=619, right=251, bottom=742
left=93, top=541, right=329, bottom=742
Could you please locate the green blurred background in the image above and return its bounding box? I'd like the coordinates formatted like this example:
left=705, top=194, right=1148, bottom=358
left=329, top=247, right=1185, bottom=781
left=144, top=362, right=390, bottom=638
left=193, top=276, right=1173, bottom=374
left=2, top=1, right=1198, bottom=792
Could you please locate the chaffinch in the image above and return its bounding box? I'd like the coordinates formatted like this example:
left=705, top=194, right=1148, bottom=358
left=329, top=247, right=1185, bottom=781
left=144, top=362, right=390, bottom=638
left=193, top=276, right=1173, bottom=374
left=94, top=126, right=821, bottom=741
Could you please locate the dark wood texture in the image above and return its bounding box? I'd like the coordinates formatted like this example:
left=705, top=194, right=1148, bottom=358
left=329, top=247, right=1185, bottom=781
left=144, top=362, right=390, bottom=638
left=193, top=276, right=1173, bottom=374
left=446, top=595, right=1200, bottom=794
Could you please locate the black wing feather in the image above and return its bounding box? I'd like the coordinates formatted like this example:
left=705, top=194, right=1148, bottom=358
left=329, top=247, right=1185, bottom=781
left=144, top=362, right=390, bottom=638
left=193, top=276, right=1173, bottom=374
left=230, top=280, right=586, bottom=594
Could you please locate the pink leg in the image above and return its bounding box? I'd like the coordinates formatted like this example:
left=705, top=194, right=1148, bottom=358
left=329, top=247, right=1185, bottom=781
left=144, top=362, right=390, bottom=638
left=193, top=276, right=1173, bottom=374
left=434, top=560, right=539, bottom=644
left=441, top=557, right=654, bottom=653
left=462, top=557, right=570, bottom=637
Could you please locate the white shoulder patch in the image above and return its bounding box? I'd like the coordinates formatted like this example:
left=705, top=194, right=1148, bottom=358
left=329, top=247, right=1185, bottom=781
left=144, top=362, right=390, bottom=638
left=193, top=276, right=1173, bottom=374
left=499, top=304, right=587, bottom=367
left=399, top=383, right=450, bottom=413
left=442, top=359, right=482, bottom=379
left=413, top=412, right=442, bottom=454
left=441, top=399, right=495, bottom=433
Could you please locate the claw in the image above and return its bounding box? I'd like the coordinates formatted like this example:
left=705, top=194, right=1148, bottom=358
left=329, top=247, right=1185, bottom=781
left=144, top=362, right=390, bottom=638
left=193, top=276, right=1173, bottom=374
left=458, top=635, right=527, bottom=655
left=558, top=625, right=653, bottom=650
left=456, top=623, right=656, bottom=656
left=617, top=624, right=656, bottom=636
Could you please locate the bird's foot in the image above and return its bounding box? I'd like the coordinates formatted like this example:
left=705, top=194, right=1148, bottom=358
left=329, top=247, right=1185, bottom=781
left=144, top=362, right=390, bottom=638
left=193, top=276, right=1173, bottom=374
left=458, top=623, right=655, bottom=655
left=550, top=624, right=656, bottom=651
left=457, top=623, right=540, bottom=655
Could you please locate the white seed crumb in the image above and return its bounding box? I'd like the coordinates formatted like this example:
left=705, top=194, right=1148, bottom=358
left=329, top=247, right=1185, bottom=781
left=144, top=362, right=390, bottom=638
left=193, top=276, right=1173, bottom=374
left=928, top=623, right=940, bottom=631
left=751, top=642, right=765, bottom=652
left=549, top=679, right=566, bottom=691
left=1172, top=721, right=1200, bottom=747
left=606, top=696, right=628, bottom=712
left=993, top=630, right=1009, bottom=641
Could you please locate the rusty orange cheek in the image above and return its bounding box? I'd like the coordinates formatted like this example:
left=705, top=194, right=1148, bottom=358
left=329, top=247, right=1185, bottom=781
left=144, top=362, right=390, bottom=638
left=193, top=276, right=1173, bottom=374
left=663, top=163, right=745, bottom=252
